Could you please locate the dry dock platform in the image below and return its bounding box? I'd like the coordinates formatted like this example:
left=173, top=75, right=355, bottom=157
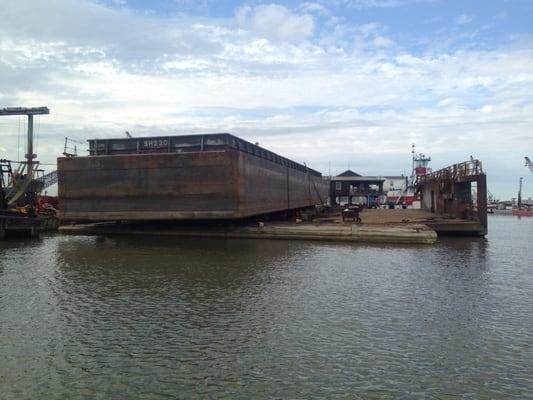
left=59, top=221, right=437, bottom=245
left=58, top=208, right=486, bottom=243
left=358, top=209, right=486, bottom=236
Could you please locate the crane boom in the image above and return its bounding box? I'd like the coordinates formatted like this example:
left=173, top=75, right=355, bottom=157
left=526, top=157, right=533, bottom=175
left=35, top=170, right=58, bottom=191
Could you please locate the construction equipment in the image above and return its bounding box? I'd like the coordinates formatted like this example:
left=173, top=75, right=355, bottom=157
left=512, top=157, right=533, bottom=217
left=342, top=206, right=362, bottom=223
left=0, top=160, right=12, bottom=210
left=0, top=107, right=49, bottom=207
left=518, top=177, right=523, bottom=209
left=34, top=170, right=58, bottom=193
left=0, top=107, right=53, bottom=238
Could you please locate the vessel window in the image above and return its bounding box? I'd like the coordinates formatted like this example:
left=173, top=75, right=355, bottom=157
left=205, top=138, right=225, bottom=146
left=110, top=142, right=128, bottom=151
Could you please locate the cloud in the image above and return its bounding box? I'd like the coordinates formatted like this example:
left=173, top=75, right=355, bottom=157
left=480, top=104, right=493, bottom=113
left=236, top=4, right=315, bottom=43
left=0, top=1, right=532, bottom=198
left=299, top=2, right=330, bottom=16
left=372, top=36, right=394, bottom=47
left=0, top=0, right=222, bottom=65
left=328, top=0, right=427, bottom=9
left=455, top=14, right=473, bottom=25
left=436, top=97, right=456, bottom=107
left=357, top=22, right=382, bottom=35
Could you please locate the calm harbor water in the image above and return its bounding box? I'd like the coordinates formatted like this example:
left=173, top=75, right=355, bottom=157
left=1, top=215, right=532, bottom=399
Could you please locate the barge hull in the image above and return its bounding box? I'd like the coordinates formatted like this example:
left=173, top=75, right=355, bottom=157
left=58, top=147, right=328, bottom=222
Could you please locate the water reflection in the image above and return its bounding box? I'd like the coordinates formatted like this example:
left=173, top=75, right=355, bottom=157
left=1, top=216, right=532, bottom=399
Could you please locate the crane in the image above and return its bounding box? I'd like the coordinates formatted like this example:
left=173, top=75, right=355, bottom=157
left=34, top=170, right=58, bottom=192
left=518, top=177, right=523, bottom=209
left=526, top=157, right=533, bottom=176
left=0, top=160, right=12, bottom=210
left=0, top=107, right=49, bottom=207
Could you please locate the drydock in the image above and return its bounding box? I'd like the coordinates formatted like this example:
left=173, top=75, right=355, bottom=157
left=58, top=133, right=329, bottom=222
left=56, top=133, right=489, bottom=244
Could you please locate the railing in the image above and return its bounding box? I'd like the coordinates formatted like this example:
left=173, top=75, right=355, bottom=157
left=349, top=189, right=381, bottom=195
left=420, top=160, right=483, bottom=184
left=87, top=133, right=323, bottom=177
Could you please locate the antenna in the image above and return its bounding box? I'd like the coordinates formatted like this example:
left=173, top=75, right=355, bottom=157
left=411, top=144, right=415, bottom=178
left=518, top=177, right=523, bottom=209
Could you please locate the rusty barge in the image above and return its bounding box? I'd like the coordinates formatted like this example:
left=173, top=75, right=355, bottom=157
left=58, top=133, right=329, bottom=222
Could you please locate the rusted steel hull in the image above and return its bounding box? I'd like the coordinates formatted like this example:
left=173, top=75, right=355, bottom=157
left=58, top=149, right=329, bottom=221
left=419, top=159, right=487, bottom=236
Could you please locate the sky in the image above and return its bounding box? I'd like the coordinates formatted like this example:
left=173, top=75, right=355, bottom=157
left=0, top=0, right=532, bottom=199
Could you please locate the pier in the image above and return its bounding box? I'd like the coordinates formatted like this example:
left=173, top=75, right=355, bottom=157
left=58, top=204, right=491, bottom=244
left=59, top=219, right=437, bottom=244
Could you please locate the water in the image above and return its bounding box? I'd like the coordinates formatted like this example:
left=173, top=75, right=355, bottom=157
left=1, top=215, right=532, bottom=399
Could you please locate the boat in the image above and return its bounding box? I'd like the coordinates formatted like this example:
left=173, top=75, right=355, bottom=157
left=383, top=146, right=430, bottom=208
left=58, top=133, right=329, bottom=222
left=513, top=175, right=533, bottom=216
left=512, top=207, right=533, bottom=217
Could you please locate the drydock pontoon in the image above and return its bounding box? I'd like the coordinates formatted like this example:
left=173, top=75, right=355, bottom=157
left=58, top=133, right=329, bottom=222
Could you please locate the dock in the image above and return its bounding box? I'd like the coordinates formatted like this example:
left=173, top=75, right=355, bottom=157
left=0, top=213, right=40, bottom=239
left=418, top=159, right=487, bottom=236
left=59, top=220, right=437, bottom=244
left=57, top=205, right=496, bottom=243
left=357, top=209, right=487, bottom=236
left=54, top=146, right=488, bottom=243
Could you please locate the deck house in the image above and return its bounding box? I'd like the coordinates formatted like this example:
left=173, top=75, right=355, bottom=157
left=330, top=170, right=385, bottom=207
